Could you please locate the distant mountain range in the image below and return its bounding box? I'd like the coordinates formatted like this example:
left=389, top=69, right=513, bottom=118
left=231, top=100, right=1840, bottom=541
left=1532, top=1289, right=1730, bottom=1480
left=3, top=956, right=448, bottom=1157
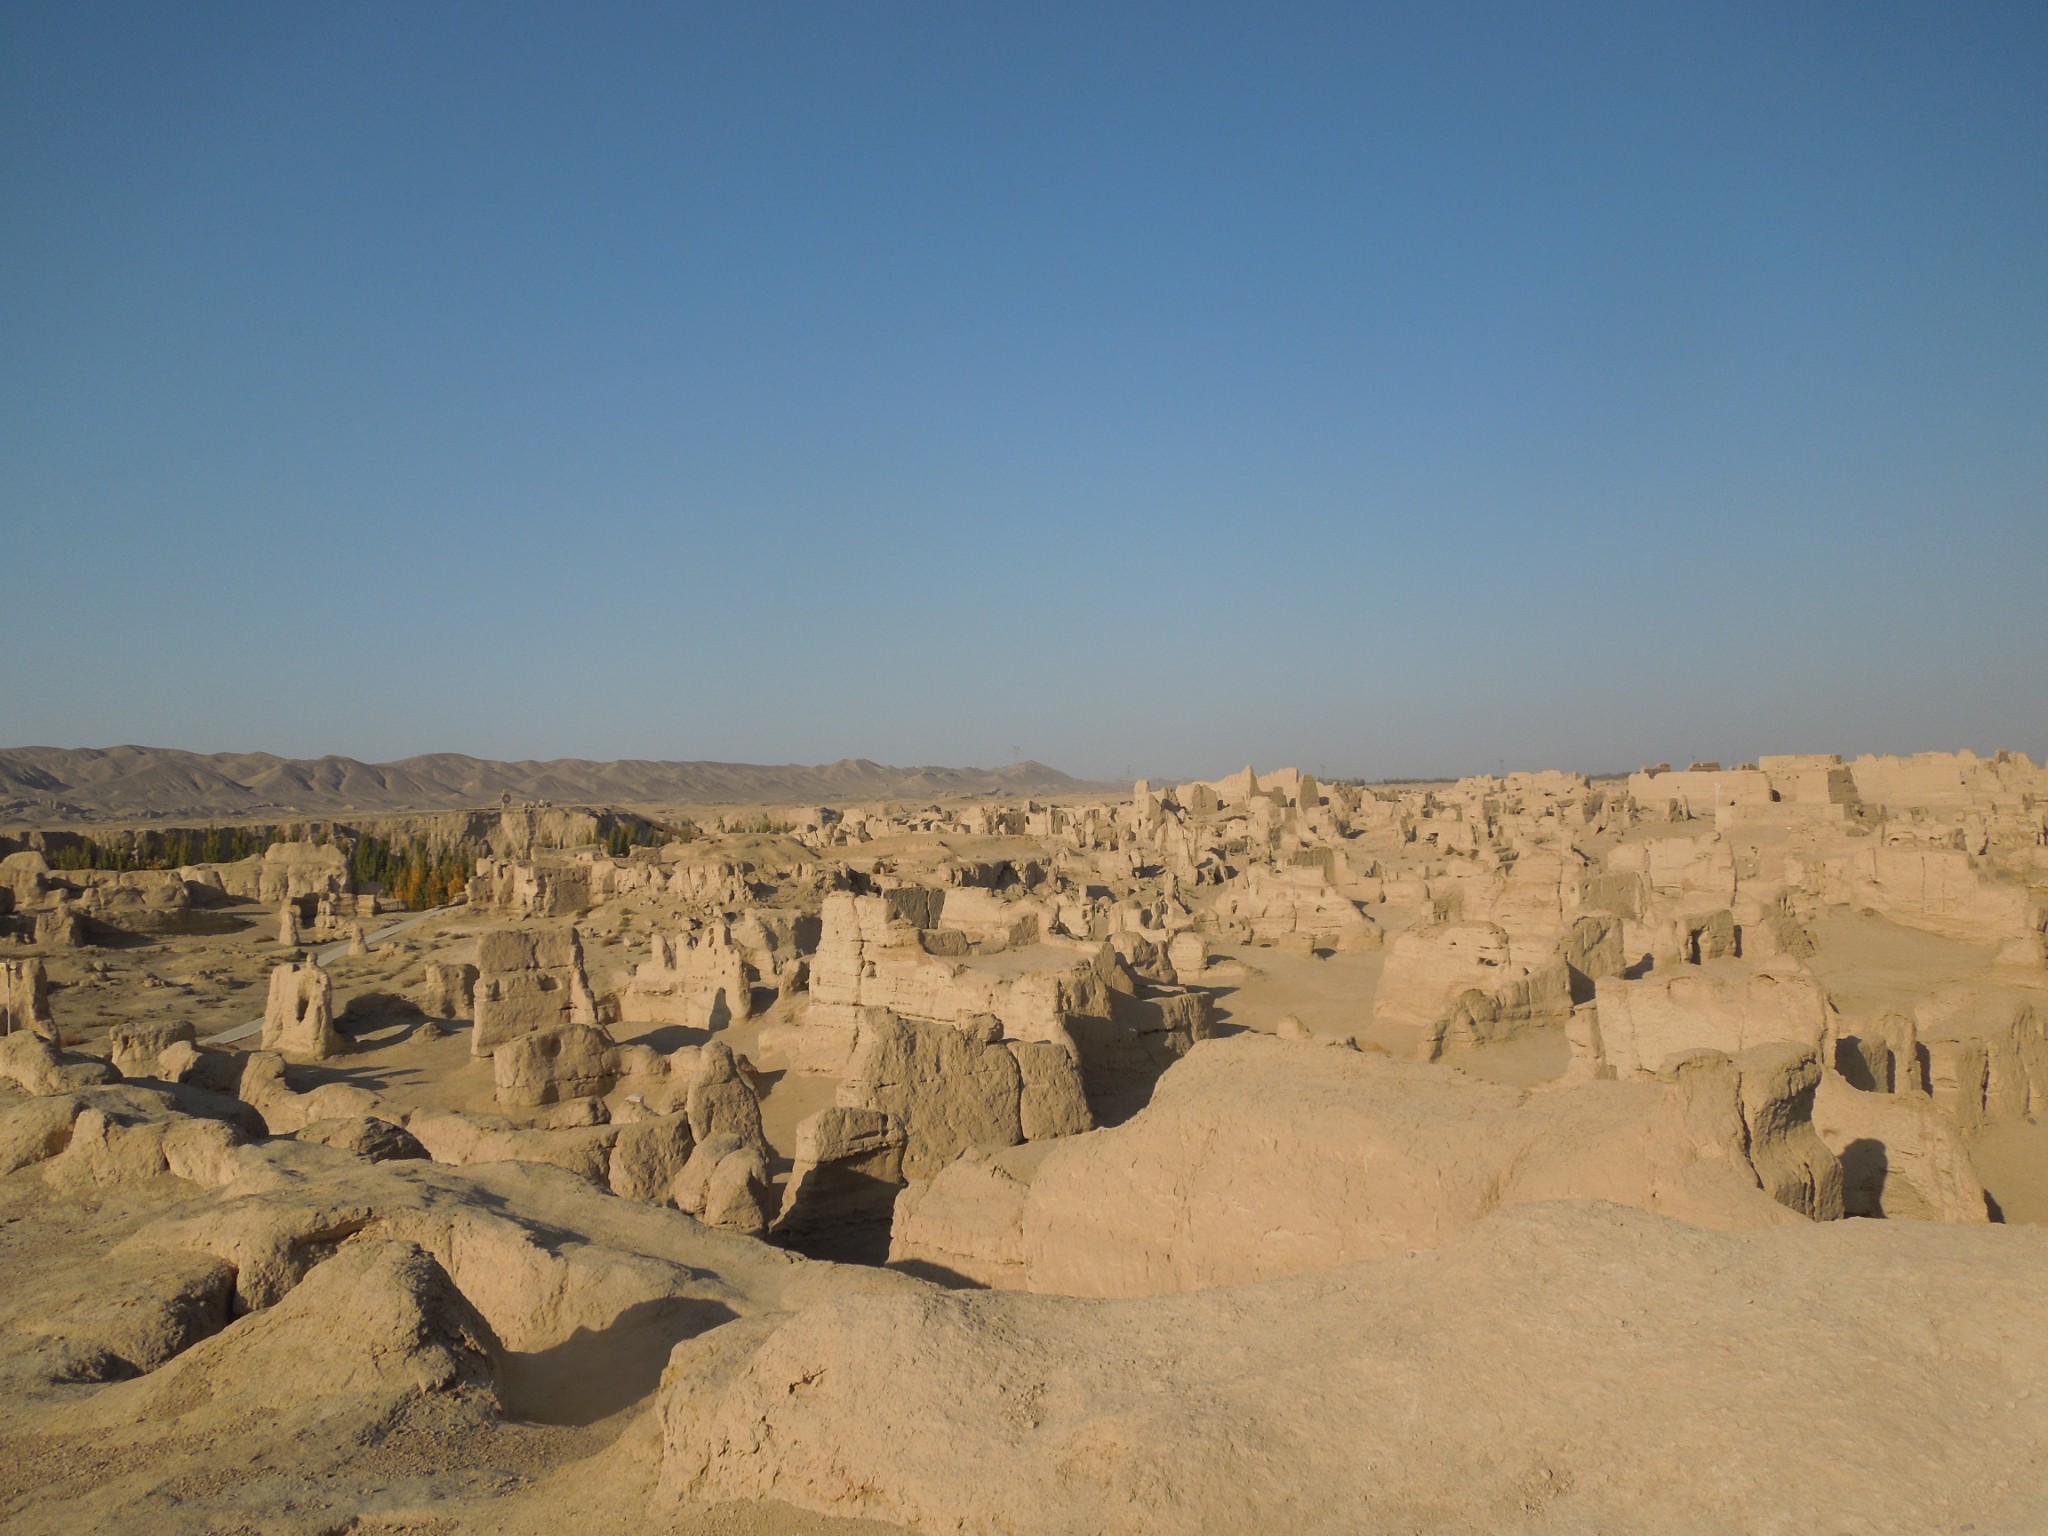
left=0, top=745, right=1111, bottom=824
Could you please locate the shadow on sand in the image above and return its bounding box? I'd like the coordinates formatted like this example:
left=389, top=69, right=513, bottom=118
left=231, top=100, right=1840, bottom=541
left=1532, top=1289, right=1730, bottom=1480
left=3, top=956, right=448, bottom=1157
left=498, top=1294, right=739, bottom=1426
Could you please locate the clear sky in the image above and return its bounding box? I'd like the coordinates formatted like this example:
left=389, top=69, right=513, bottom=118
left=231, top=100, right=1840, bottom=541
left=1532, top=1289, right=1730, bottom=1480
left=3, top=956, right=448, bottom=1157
left=3, top=3, right=2043, bottom=781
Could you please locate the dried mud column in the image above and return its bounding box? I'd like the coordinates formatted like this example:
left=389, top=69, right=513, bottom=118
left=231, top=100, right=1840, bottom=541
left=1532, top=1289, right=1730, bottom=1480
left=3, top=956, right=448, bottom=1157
left=262, top=961, right=341, bottom=1059
left=772, top=1106, right=909, bottom=1261
left=674, top=1041, right=776, bottom=1233
left=0, top=959, right=56, bottom=1041
left=417, top=960, right=479, bottom=1022
left=471, top=927, right=597, bottom=1056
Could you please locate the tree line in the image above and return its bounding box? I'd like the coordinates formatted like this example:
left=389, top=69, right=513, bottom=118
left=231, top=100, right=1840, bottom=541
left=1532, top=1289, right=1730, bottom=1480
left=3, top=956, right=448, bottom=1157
left=604, top=819, right=689, bottom=857
left=43, top=826, right=283, bottom=871
left=347, top=836, right=481, bottom=910
left=39, top=813, right=693, bottom=904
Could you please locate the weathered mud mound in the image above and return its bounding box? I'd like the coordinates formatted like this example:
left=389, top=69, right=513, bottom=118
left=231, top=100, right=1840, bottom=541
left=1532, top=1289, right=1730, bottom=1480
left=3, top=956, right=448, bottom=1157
left=893, top=1031, right=1843, bottom=1294
left=99, top=1235, right=500, bottom=1421
left=662, top=1200, right=2048, bottom=1535
left=0, top=1121, right=923, bottom=1535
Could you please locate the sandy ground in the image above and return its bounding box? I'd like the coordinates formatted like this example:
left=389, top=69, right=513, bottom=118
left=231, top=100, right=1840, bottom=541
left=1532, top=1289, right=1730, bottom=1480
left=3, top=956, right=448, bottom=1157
left=1203, top=941, right=1569, bottom=1087
left=1802, top=910, right=2003, bottom=1029
left=1967, top=1119, right=2048, bottom=1225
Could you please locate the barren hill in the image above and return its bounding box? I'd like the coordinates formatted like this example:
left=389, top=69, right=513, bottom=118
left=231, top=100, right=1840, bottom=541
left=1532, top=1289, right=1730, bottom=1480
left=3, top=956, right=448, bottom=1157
left=0, top=745, right=1106, bottom=823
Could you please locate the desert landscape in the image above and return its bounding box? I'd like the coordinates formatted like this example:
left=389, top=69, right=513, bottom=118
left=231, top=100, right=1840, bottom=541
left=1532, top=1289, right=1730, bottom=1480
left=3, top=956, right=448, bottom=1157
left=10, top=5, right=2044, bottom=1532
left=0, top=747, right=2045, bottom=1532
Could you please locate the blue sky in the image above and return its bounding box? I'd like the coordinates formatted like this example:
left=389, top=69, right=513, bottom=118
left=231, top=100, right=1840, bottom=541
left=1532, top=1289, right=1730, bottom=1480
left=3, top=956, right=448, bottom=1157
left=3, top=2, right=2042, bottom=780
